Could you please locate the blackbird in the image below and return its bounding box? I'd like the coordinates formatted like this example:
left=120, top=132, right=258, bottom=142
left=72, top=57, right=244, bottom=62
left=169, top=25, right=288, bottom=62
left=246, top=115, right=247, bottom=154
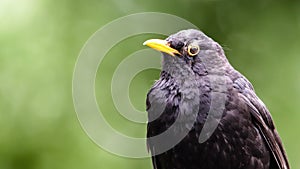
left=143, top=29, right=289, bottom=169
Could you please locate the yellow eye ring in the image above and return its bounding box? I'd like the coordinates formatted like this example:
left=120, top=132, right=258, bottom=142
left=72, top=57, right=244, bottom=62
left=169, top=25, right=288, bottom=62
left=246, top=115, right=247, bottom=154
left=187, top=45, right=200, bottom=56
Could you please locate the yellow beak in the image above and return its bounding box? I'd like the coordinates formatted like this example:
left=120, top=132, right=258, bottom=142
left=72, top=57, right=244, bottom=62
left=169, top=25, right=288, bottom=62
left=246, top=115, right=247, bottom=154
left=143, top=39, right=181, bottom=56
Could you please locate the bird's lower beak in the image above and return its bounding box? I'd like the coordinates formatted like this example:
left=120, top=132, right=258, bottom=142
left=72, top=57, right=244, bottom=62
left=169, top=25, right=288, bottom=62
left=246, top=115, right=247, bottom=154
left=143, top=39, right=181, bottom=56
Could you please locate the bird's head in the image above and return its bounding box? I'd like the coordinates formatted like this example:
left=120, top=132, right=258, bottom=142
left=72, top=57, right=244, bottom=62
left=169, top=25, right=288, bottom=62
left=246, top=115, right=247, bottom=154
left=143, top=29, right=230, bottom=76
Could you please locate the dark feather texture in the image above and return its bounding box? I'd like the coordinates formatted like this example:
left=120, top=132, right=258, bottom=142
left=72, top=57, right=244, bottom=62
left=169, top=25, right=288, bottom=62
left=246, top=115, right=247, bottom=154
left=146, top=29, right=289, bottom=169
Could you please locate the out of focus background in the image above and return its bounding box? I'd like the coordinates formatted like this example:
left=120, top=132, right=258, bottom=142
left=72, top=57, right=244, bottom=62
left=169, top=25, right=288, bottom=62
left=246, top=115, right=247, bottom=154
left=1, top=0, right=300, bottom=168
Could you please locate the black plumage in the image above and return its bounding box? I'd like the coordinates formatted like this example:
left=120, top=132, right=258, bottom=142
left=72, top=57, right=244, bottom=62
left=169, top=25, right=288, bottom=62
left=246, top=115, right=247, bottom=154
left=145, top=29, right=289, bottom=169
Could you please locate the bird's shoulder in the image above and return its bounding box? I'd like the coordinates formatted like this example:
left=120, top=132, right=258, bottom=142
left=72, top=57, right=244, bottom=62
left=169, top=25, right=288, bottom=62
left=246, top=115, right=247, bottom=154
left=227, top=69, right=289, bottom=169
left=227, top=70, right=274, bottom=128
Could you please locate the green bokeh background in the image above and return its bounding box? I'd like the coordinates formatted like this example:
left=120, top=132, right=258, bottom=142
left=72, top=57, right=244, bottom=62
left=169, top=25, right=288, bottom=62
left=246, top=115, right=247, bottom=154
left=1, top=0, right=299, bottom=168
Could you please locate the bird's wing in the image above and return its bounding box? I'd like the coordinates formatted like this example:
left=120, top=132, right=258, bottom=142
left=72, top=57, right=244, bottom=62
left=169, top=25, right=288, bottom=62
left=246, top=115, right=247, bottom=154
left=234, top=77, right=290, bottom=169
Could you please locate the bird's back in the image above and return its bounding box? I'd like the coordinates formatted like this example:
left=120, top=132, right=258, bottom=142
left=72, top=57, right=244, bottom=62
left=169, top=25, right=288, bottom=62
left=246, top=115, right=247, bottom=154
left=146, top=69, right=289, bottom=169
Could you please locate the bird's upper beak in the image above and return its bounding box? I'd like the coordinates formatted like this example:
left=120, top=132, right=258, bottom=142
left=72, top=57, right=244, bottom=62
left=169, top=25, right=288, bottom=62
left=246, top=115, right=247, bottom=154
left=143, top=39, right=181, bottom=56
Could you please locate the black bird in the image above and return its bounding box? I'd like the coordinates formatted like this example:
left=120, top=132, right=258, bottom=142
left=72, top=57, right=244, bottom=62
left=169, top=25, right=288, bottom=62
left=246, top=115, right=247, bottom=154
left=143, top=29, right=289, bottom=169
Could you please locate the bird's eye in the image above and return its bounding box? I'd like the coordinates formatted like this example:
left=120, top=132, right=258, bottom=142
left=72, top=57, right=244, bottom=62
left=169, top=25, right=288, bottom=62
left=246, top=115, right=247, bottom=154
left=187, top=45, right=200, bottom=56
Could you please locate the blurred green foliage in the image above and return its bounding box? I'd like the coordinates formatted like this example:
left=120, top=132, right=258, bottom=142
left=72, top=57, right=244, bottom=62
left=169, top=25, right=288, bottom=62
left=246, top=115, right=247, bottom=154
left=1, top=0, right=300, bottom=168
